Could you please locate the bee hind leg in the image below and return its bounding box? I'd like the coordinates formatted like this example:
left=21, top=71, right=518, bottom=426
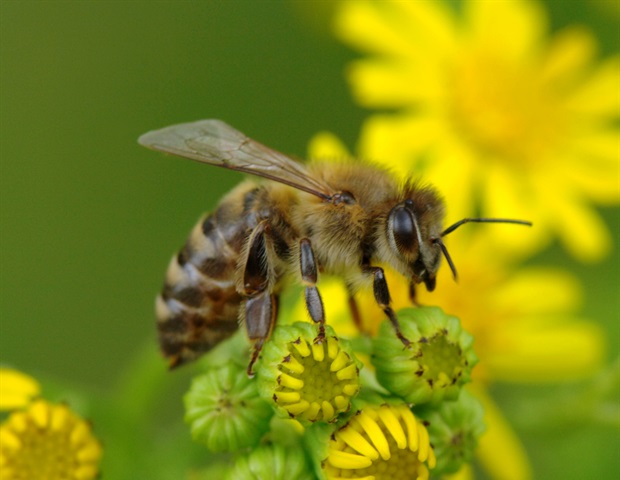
left=299, top=238, right=326, bottom=343
left=241, top=221, right=278, bottom=376
left=244, top=292, right=278, bottom=377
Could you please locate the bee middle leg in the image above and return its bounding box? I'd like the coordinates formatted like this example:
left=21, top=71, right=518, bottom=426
left=363, top=265, right=411, bottom=347
left=299, top=238, right=326, bottom=343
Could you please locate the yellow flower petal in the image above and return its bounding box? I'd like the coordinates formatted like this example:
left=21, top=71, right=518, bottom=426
left=471, top=386, right=532, bottom=480
left=359, top=114, right=441, bottom=178
left=465, top=0, right=546, bottom=61
left=550, top=189, right=612, bottom=262
left=565, top=55, right=620, bottom=117
left=335, top=0, right=416, bottom=58
left=347, top=60, right=440, bottom=108
left=540, top=27, right=596, bottom=84
left=486, top=318, right=605, bottom=382
left=0, top=369, right=40, bottom=411
left=482, top=162, right=550, bottom=256
left=491, top=268, right=582, bottom=315
left=308, top=131, right=352, bottom=161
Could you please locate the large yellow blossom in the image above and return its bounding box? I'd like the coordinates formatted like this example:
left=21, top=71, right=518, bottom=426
left=336, top=0, right=619, bottom=262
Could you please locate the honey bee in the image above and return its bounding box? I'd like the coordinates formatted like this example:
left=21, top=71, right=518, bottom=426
left=139, top=120, right=530, bottom=374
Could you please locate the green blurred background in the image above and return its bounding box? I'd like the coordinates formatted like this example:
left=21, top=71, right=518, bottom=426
left=1, top=1, right=618, bottom=478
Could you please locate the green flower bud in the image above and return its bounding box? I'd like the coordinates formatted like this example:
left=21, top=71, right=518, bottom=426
left=227, top=443, right=315, bottom=480
left=256, top=322, right=361, bottom=424
left=372, top=307, right=477, bottom=405
left=184, top=362, right=273, bottom=452
left=415, top=389, right=485, bottom=475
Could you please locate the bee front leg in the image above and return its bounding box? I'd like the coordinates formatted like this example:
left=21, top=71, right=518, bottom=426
left=241, top=222, right=278, bottom=376
left=299, top=238, right=326, bottom=344
left=363, top=265, right=411, bottom=347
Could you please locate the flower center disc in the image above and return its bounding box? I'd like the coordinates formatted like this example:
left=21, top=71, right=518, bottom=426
left=274, top=336, right=359, bottom=423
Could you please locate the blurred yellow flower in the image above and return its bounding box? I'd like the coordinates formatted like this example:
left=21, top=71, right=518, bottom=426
left=336, top=0, right=619, bottom=261
left=0, top=399, right=102, bottom=480
left=0, top=369, right=40, bottom=411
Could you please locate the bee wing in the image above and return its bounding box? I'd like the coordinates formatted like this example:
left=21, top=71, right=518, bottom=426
left=138, top=119, right=334, bottom=200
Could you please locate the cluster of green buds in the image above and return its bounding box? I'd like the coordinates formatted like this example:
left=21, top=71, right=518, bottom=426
left=183, top=307, right=485, bottom=479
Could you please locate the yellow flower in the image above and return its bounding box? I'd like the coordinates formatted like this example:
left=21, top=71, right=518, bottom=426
left=322, top=403, right=436, bottom=480
left=0, top=369, right=40, bottom=411
left=0, top=399, right=102, bottom=480
left=257, top=322, right=361, bottom=424
left=336, top=0, right=619, bottom=262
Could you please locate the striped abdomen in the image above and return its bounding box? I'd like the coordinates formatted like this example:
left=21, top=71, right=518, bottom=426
left=156, top=193, right=259, bottom=368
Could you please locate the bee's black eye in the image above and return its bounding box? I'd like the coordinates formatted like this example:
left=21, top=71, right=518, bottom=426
left=388, top=204, right=418, bottom=255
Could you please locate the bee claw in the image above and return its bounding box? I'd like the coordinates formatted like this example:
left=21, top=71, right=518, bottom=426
left=314, top=326, right=326, bottom=345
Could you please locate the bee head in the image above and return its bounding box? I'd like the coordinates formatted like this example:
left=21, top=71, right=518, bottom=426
left=385, top=198, right=444, bottom=292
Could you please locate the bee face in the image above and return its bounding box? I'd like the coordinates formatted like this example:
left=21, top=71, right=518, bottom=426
left=384, top=196, right=444, bottom=291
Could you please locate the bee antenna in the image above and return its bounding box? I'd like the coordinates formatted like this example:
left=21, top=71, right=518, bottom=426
left=441, top=218, right=532, bottom=237
left=433, top=238, right=458, bottom=281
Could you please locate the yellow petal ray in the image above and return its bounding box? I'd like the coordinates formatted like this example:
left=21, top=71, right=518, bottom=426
left=334, top=395, right=349, bottom=411
left=327, top=336, right=340, bottom=359
left=377, top=405, right=406, bottom=449
left=386, top=0, right=456, bottom=56
left=560, top=155, right=620, bottom=204
left=286, top=400, right=310, bottom=415
left=336, top=364, right=358, bottom=381
left=327, top=449, right=373, bottom=469
left=282, top=355, right=305, bottom=375
left=279, top=373, right=304, bottom=390
left=356, top=411, right=391, bottom=460
left=359, top=114, right=442, bottom=178
left=550, top=189, right=612, bottom=262
left=416, top=421, right=430, bottom=463
left=482, top=163, right=549, bottom=256
left=30, top=400, right=50, bottom=429
left=491, top=268, right=582, bottom=315
left=321, top=401, right=335, bottom=420
left=0, top=369, right=40, bottom=411
left=399, top=405, right=419, bottom=452
left=485, top=318, right=605, bottom=382
left=347, top=60, right=442, bottom=108
left=312, top=342, right=325, bottom=362
left=275, top=391, right=300, bottom=404
left=465, top=0, right=546, bottom=61
left=422, top=139, right=476, bottom=221
left=540, top=26, right=596, bottom=84
left=336, top=427, right=380, bottom=460
left=335, top=0, right=417, bottom=58
left=292, top=339, right=311, bottom=358
left=565, top=55, right=620, bottom=117
left=331, top=350, right=351, bottom=372
left=470, top=385, right=532, bottom=480
left=307, top=131, right=352, bottom=161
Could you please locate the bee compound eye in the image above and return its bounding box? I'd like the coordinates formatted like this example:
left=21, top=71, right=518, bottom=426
left=389, top=205, right=418, bottom=255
